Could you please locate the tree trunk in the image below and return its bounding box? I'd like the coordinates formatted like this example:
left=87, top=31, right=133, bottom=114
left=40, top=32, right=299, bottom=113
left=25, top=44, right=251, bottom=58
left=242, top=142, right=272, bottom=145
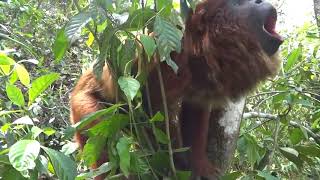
left=314, top=0, right=320, bottom=34
left=207, top=98, right=246, bottom=176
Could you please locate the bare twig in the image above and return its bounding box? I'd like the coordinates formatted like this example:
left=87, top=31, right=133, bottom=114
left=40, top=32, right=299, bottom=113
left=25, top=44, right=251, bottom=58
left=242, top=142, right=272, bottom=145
left=243, top=112, right=320, bottom=144
left=156, top=64, right=177, bottom=177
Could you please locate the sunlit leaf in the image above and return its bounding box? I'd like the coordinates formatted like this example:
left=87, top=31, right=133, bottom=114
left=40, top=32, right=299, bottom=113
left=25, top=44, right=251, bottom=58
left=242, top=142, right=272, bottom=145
left=28, top=73, right=60, bottom=106
left=6, top=84, right=25, bottom=106
left=16, top=64, right=30, bottom=86
left=285, top=46, right=302, bottom=71
left=9, top=140, right=40, bottom=177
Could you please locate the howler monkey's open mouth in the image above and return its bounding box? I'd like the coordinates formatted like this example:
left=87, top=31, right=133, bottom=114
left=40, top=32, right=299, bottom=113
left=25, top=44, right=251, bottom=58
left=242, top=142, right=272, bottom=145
left=263, top=8, right=283, bottom=43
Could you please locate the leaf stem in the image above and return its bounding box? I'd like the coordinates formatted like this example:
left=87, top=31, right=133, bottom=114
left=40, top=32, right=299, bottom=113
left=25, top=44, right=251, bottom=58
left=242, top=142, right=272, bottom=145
left=156, top=64, right=177, bottom=177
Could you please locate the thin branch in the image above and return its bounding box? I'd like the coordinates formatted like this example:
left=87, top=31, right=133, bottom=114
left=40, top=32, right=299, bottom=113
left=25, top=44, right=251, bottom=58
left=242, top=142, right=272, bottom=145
left=243, top=112, right=320, bottom=144
left=156, top=64, right=177, bottom=177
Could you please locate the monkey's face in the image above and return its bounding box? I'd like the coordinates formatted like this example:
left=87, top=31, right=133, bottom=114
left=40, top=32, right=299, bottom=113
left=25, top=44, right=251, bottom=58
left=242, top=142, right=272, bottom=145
left=229, top=0, right=284, bottom=55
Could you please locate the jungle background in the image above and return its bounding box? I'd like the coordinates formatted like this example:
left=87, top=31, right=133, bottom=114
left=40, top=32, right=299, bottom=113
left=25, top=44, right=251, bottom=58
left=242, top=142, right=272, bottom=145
left=0, top=0, right=319, bottom=179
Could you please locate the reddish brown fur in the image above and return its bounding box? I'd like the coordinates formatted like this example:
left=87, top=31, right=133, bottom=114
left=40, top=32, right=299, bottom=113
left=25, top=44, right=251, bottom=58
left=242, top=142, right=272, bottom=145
left=70, top=0, right=281, bottom=179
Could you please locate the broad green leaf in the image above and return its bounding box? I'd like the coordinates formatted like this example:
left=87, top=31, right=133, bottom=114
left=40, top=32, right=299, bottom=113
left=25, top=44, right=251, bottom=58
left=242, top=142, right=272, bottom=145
left=53, top=28, right=69, bottom=62
left=16, top=64, right=30, bottom=86
left=154, top=127, right=169, bottom=144
left=279, top=147, right=303, bottom=167
left=121, top=8, right=155, bottom=30
left=65, top=12, right=92, bottom=43
left=284, top=46, right=302, bottom=71
left=116, top=137, right=131, bottom=177
left=31, top=126, right=43, bottom=139
left=35, top=155, right=50, bottom=176
left=130, top=153, right=149, bottom=174
left=289, top=128, right=304, bottom=145
left=118, top=76, right=140, bottom=101
left=76, top=162, right=113, bottom=180
left=9, top=140, right=40, bottom=176
left=83, top=136, right=107, bottom=166
left=88, top=114, right=129, bottom=137
left=86, top=32, right=95, bottom=47
left=28, top=73, right=60, bottom=106
left=74, top=104, right=122, bottom=130
left=43, top=127, right=56, bottom=136
left=13, top=116, right=34, bottom=125
left=156, top=0, right=173, bottom=17
left=295, top=145, right=320, bottom=157
left=0, top=53, right=15, bottom=65
left=140, top=34, right=156, bottom=58
left=150, top=111, right=164, bottom=122
left=0, top=154, right=10, bottom=165
left=9, top=70, right=18, bottom=84
left=154, top=16, right=182, bottom=73
left=42, top=147, right=77, bottom=180
left=61, top=142, right=78, bottom=155
left=257, top=170, right=279, bottom=180
left=177, top=170, right=192, bottom=180
left=6, top=84, right=25, bottom=106
left=1, top=165, right=27, bottom=180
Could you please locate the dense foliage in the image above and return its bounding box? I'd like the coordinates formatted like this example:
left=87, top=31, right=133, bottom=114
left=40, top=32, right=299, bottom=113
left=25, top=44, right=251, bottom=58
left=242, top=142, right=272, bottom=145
left=0, top=0, right=319, bottom=179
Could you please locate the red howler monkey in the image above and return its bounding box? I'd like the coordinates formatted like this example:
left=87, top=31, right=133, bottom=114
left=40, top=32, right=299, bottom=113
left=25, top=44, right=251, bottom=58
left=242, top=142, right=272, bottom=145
left=70, top=0, right=283, bottom=179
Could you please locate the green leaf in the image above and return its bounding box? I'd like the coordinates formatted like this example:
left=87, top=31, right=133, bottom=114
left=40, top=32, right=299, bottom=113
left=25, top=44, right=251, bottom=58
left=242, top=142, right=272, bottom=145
left=176, top=170, right=192, bottom=180
left=9, top=140, right=40, bottom=177
left=221, top=171, right=242, bottom=180
left=289, top=128, right=304, bottom=145
left=154, top=16, right=182, bottom=73
left=74, top=104, right=122, bottom=131
left=118, top=76, right=140, bottom=101
left=28, top=73, right=60, bottom=106
left=121, top=8, right=155, bottom=30
left=284, top=46, right=302, bottom=71
left=295, top=145, right=320, bottom=158
left=279, top=147, right=303, bottom=167
left=156, top=0, right=173, bottom=17
left=140, top=34, right=156, bottom=58
left=116, top=137, right=131, bottom=177
left=257, top=170, right=279, bottom=180
left=88, top=114, right=129, bottom=137
left=53, top=28, right=69, bottom=62
left=6, top=84, right=25, bottom=106
left=0, top=154, right=10, bottom=165
left=76, top=162, right=113, bottom=180
left=16, top=64, right=30, bottom=86
left=61, top=142, right=78, bottom=155
left=43, top=127, right=56, bottom=136
left=31, top=126, right=43, bottom=139
left=83, top=136, right=107, bottom=166
left=150, top=111, right=164, bottom=122
left=154, top=127, right=169, bottom=144
left=42, top=147, right=77, bottom=180
left=86, top=32, right=95, bottom=47
left=0, top=53, right=15, bottom=65
left=65, top=12, right=92, bottom=43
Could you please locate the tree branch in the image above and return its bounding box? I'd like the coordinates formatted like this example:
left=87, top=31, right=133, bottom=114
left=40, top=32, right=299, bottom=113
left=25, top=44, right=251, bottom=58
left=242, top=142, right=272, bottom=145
left=243, top=112, right=320, bottom=144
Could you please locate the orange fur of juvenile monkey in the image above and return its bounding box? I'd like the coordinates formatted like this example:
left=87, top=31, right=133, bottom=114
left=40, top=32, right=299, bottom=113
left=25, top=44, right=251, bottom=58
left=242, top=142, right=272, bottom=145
left=70, top=0, right=283, bottom=179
